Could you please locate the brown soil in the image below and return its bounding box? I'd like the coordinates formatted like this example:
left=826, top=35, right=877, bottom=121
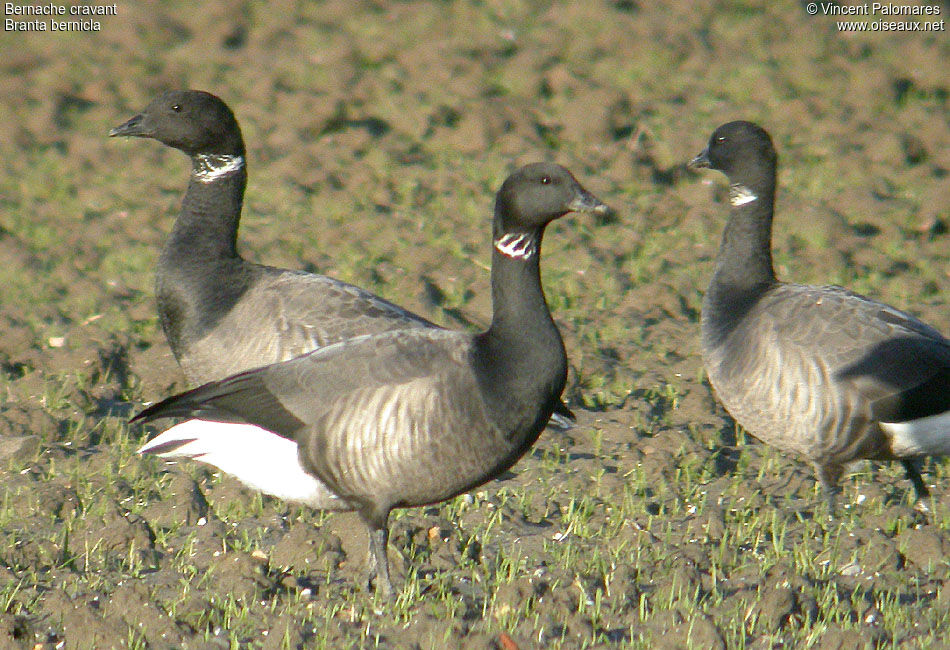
left=0, top=1, right=947, bottom=648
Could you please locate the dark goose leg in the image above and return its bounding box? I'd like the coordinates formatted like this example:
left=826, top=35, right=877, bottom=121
left=361, top=508, right=394, bottom=600
left=901, top=459, right=929, bottom=502
left=814, top=462, right=843, bottom=514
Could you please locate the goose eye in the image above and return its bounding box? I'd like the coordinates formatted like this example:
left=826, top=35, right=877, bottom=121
left=540, top=176, right=552, bottom=185
left=171, top=104, right=182, bottom=112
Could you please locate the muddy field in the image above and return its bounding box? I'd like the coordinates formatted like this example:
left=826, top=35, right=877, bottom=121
left=0, top=0, right=948, bottom=648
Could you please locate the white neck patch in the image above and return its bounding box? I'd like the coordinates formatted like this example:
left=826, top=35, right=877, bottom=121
left=729, top=184, right=758, bottom=207
left=193, top=154, right=244, bottom=183
left=494, top=232, right=537, bottom=260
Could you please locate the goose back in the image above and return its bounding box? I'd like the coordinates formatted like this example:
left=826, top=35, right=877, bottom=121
left=705, top=282, right=950, bottom=467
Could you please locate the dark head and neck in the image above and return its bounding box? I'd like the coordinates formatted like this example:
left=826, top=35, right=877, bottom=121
left=691, top=121, right=778, bottom=335
left=110, top=90, right=247, bottom=261
left=475, top=163, right=609, bottom=437
left=111, top=90, right=250, bottom=355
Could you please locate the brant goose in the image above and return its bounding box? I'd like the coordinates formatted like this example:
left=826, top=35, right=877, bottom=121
left=691, top=121, right=949, bottom=507
left=109, top=90, right=576, bottom=426
left=132, top=163, right=610, bottom=598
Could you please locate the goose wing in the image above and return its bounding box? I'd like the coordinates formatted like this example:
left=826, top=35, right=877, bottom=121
left=246, top=268, right=439, bottom=361
left=763, top=284, right=950, bottom=424
left=134, top=328, right=512, bottom=507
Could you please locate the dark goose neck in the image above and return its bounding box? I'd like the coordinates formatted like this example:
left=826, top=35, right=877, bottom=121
left=704, top=173, right=778, bottom=340
left=162, top=154, right=248, bottom=263
left=474, top=227, right=566, bottom=433
left=707, top=170, right=777, bottom=298
left=487, top=228, right=554, bottom=338
left=156, top=153, right=249, bottom=359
